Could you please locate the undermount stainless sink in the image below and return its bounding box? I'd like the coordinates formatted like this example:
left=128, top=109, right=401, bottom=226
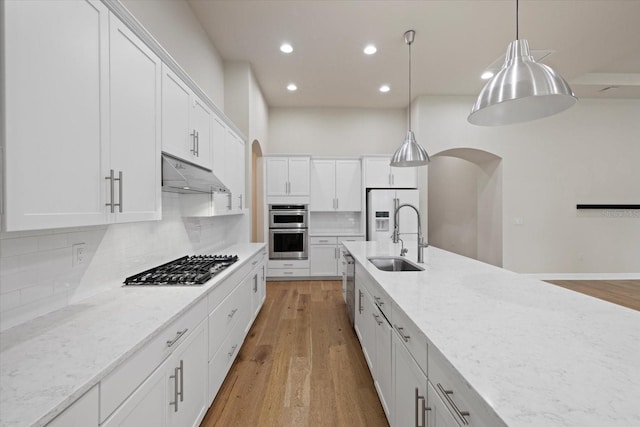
left=368, top=256, right=424, bottom=272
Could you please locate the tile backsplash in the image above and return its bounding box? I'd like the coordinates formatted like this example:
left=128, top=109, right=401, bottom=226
left=309, top=211, right=362, bottom=235
left=0, top=192, right=248, bottom=331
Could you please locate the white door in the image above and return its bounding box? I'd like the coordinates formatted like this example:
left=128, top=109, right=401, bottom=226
left=394, top=333, right=428, bottom=427
left=391, top=166, right=418, bottom=188
left=310, top=160, right=336, bottom=211
left=374, top=309, right=393, bottom=420
left=109, top=14, right=161, bottom=223
left=266, top=157, right=289, bottom=196
left=427, top=382, right=461, bottom=427
left=167, top=320, right=208, bottom=427
left=335, top=160, right=362, bottom=211
left=226, top=131, right=245, bottom=211
left=48, top=386, right=98, bottom=427
left=211, top=116, right=227, bottom=184
left=287, top=157, right=310, bottom=196
left=365, top=158, right=392, bottom=188
left=4, top=0, right=110, bottom=231
left=367, top=190, right=395, bottom=243
left=235, top=135, right=245, bottom=210
left=191, top=97, right=212, bottom=169
left=161, top=65, right=192, bottom=161
left=309, top=245, right=338, bottom=276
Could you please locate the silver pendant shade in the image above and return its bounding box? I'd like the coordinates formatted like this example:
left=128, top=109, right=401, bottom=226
left=468, top=0, right=576, bottom=126
left=390, top=30, right=430, bottom=167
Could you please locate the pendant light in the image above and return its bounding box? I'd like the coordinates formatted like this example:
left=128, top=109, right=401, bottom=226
left=390, top=30, right=430, bottom=167
left=467, top=0, right=577, bottom=126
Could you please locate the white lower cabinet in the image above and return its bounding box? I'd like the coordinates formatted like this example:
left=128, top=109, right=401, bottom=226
left=102, top=319, right=208, bottom=427
left=373, top=306, right=393, bottom=421
left=393, top=332, right=428, bottom=427
left=47, top=386, right=99, bottom=427
left=427, top=382, right=461, bottom=427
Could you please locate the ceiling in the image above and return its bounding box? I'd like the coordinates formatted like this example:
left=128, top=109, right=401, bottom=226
left=187, top=0, right=640, bottom=109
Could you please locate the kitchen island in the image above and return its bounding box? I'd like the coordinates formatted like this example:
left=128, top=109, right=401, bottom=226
left=0, top=243, right=266, bottom=427
left=344, top=241, right=640, bottom=426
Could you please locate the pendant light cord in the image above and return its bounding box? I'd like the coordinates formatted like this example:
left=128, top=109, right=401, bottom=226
left=516, top=0, right=519, bottom=40
left=408, top=37, right=412, bottom=131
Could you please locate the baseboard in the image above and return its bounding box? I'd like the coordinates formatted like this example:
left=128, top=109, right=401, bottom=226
left=526, top=273, right=640, bottom=281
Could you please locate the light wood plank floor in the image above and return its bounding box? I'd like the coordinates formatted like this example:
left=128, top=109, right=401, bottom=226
left=201, top=280, right=388, bottom=427
left=545, top=280, right=640, bottom=311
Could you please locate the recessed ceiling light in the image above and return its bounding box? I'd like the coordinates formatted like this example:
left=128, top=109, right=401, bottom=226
left=481, top=71, right=494, bottom=80
left=364, top=44, right=377, bottom=55
left=280, top=43, right=293, bottom=54
left=379, top=85, right=390, bottom=93
left=287, top=83, right=297, bottom=91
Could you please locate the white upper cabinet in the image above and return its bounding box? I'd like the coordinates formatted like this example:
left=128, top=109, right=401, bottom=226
left=266, top=157, right=310, bottom=203
left=210, top=116, right=245, bottom=215
left=364, top=157, right=417, bottom=189
left=3, top=0, right=160, bottom=231
left=161, top=65, right=212, bottom=170
left=226, top=129, right=245, bottom=211
left=310, top=159, right=361, bottom=211
left=109, top=14, right=162, bottom=223
left=3, top=0, right=110, bottom=231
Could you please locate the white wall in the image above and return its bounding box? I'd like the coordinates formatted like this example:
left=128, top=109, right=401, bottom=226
left=121, top=0, right=225, bottom=108
left=414, top=96, right=640, bottom=273
left=268, top=107, right=405, bottom=155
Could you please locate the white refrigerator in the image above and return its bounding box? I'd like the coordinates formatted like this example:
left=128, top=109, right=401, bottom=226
left=366, top=189, right=420, bottom=243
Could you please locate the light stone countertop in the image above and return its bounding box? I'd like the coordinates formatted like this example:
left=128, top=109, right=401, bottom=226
left=308, top=231, right=364, bottom=237
left=0, top=242, right=266, bottom=427
left=344, top=241, right=640, bottom=427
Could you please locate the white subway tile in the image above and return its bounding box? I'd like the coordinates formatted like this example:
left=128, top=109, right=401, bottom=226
left=0, top=269, right=39, bottom=294
left=0, top=236, right=38, bottom=258
left=0, top=290, right=20, bottom=312
left=20, top=283, right=54, bottom=305
left=0, top=256, right=20, bottom=278
left=37, top=234, right=68, bottom=251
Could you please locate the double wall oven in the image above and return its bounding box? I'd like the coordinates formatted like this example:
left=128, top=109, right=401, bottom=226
left=269, top=205, right=308, bottom=260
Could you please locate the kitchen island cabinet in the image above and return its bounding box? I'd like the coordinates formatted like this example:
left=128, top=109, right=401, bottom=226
left=344, top=241, right=640, bottom=427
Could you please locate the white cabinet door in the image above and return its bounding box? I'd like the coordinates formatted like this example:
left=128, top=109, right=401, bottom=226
left=427, top=382, right=461, bottom=427
left=309, top=245, right=338, bottom=276
left=394, top=333, right=428, bottom=427
left=250, top=271, right=260, bottom=320
left=373, top=308, right=393, bottom=421
left=234, top=133, right=245, bottom=210
left=391, top=166, right=418, bottom=188
left=167, top=320, right=208, bottom=427
left=191, top=97, right=212, bottom=170
left=335, top=160, right=362, bottom=211
left=4, top=0, right=110, bottom=231
left=365, top=158, right=392, bottom=188
left=47, top=386, right=99, bottom=427
left=310, top=160, right=336, bottom=211
left=109, top=13, right=161, bottom=223
left=212, top=116, right=227, bottom=184
left=225, top=130, right=245, bottom=211
left=288, top=157, right=310, bottom=196
left=266, top=157, right=289, bottom=196
left=161, top=65, right=192, bottom=161
left=355, top=285, right=376, bottom=372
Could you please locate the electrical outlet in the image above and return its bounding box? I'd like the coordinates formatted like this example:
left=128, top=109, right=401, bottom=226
left=72, top=243, right=86, bottom=267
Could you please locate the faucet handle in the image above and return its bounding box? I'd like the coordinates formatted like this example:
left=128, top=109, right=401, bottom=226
left=400, top=247, right=408, bottom=256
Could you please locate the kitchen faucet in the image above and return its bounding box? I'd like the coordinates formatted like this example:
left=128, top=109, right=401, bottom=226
left=393, top=203, right=428, bottom=263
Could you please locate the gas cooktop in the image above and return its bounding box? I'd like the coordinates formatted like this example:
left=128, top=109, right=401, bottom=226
left=123, top=254, right=239, bottom=286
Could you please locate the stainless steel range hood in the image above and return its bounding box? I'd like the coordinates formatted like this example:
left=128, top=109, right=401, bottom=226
left=161, top=153, right=228, bottom=194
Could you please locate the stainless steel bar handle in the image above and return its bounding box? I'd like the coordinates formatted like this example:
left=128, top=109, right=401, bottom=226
left=374, top=296, right=384, bottom=306
left=436, top=383, right=470, bottom=425
left=372, top=313, right=383, bottom=325
left=415, top=387, right=424, bottom=427
left=115, top=171, right=123, bottom=213
left=195, top=130, right=199, bottom=156
left=395, top=325, right=411, bottom=342
left=228, top=308, right=238, bottom=318
left=227, top=193, right=233, bottom=210
left=392, top=174, right=395, bottom=185
left=105, top=169, right=115, bottom=213
left=190, top=130, right=197, bottom=154
left=169, top=366, right=179, bottom=412
left=336, top=198, right=339, bottom=209
left=228, top=344, right=238, bottom=358
left=358, top=290, right=363, bottom=314
left=252, top=259, right=259, bottom=266
left=239, top=194, right=243, bottom=209
left=178, top=359, right=184, bottom=402
left=389, top=174, right=392, bottom=185
left=166, top=328, right=188, bottom=348
left=253, top=275, right=258, bottom=292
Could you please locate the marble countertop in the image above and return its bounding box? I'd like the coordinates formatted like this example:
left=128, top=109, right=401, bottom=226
left=344, top=241, right=640, bottom=427
left=0, top=242, right=266, bottom=427
left=308, top=231, right=364, bottom=237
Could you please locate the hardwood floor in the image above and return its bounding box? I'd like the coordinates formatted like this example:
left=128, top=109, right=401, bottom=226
left=545, top=279, right=640, bottom=311
left=201, top=280, right=388, bottom=427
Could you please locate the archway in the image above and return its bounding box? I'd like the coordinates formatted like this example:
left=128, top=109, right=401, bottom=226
left=251, top=140, right=264, bottom=243
left=428, top=148, right=503, bottom=267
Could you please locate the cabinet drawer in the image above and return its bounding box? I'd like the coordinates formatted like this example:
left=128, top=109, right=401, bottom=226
left=268, top=259, right=309, bottom=269
left=338, top=235, right=365, bottom=243
left=309, top=236, right=338, bottom=245
left=208, top=314, right=246, bottom=402
left=428, top=345, right=505, bottom=427
left=357, top=265, right=392, bottom=320
left=208, top=278, right=250, bottom=359
left=99, top=297, right=207, bottom=422
left=392, top=306, right=427, bottom=375
left=268, top=268, right=309, bottom=277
